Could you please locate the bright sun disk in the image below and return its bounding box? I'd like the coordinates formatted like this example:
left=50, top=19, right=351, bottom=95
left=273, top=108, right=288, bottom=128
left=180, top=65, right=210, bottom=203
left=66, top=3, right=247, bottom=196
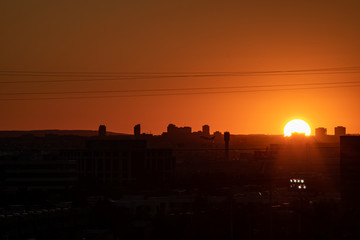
left=284, top=119, right=311, bottom=137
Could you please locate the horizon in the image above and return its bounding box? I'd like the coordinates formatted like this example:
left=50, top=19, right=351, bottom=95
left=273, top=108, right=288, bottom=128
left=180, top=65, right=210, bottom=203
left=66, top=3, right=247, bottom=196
left=1, top=1, right=360, bottom=239
left=1, top=1, right=359, bottom=136
left=0, top=124, right=357, bottom=136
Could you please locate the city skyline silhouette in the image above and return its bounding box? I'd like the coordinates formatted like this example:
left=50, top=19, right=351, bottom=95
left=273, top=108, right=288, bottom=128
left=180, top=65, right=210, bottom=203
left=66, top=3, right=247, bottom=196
left=1, top=1, right=360, bottom=239
left=1, top=1, right=360, bottom=135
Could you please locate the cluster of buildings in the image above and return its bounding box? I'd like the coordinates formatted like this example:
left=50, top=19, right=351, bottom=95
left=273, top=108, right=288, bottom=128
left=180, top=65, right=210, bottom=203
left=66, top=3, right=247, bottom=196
left=0, top=128, right=175, bottom=195
left=1, top=123, right=360, bottom=240
left=315, top=125, right=346, bottom=138
left=133, top=123, right=213, bottom=138
left=1, top=123, right=359, bottom=202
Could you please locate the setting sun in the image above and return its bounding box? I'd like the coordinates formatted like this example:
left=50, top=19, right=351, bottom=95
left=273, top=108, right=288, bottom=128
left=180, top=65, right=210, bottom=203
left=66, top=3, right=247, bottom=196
left=284, top=119, right=311, bottom=137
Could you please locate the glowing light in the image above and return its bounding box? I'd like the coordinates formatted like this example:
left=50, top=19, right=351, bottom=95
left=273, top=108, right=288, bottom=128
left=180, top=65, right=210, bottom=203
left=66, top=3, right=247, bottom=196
left=284, top=119, right=311, bottom=137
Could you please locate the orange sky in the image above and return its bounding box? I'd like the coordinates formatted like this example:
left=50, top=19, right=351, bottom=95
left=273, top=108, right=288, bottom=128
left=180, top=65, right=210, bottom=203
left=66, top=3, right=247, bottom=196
left=1, top=0, right=360, bottom=135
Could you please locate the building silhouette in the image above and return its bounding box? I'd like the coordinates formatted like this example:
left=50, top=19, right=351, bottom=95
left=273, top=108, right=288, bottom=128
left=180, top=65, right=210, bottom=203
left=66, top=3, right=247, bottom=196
left=340, top=136, right=360, bottom=205
left=213, top=131, right=222, bottom=139
left=134, top=124, right=141, bottom=136
left=202, top=125, right=210, bottom=136
left=61, top=140, right=175, bottom=188
left=315, top=127, right=327, bottom=138
left=0, top=151, right=77, bottom=192
left=167, top=124, right=191, bottom=136
left=224, top=131, right=230, bottom=160
left=335, top=126, right=346, bottom=137
left=167, top=123, right=176, bottom=134
left=98, top=125, right=106, bottom=137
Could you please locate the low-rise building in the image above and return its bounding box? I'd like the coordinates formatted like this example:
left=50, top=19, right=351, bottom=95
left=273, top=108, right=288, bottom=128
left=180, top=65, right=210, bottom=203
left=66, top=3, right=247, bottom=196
left=60, top=140, right=175, bottom=187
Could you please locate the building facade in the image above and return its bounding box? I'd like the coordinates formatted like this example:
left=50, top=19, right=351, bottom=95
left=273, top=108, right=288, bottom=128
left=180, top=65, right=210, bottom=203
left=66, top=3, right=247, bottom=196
left=60, top=140, right=175, bottom=187
left=340, top=136, right=360, bottom=205
left=0, top=150, right=77, bottom=192
left=335, top=126, right=346, bottom=137
left=315, top=127, right=327, bottom=138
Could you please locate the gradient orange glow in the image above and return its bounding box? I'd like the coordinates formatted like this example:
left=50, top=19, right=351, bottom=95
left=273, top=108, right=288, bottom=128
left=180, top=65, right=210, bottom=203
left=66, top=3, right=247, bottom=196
left=0, top=1, right=360, bottom=134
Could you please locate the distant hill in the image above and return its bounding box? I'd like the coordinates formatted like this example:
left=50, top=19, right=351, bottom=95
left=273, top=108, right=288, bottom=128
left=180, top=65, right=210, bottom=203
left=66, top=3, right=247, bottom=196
left=0, top=130, right=128, bottom=138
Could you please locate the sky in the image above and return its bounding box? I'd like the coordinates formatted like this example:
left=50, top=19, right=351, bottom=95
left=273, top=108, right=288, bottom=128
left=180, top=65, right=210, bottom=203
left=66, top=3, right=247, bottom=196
left=1, top=0, right=360, bottom=135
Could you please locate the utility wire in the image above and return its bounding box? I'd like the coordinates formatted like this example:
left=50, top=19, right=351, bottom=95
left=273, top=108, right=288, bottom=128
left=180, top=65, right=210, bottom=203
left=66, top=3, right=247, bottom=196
left=1, top=83, right=359, bottom=101
left=0, top=66, right=359, bottom=75
left=0, top=67, right=360, bottom=84
left=0, top=81, right=359, bottom=96
left=0, top=71, right=359, bottom=84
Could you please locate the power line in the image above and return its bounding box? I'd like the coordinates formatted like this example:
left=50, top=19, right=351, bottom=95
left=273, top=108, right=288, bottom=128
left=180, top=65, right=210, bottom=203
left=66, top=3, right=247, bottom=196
left=1, top=83, right=359, bottom=101
left=0, top=66, right=359, bottom=76
left=0, top=81, right=359, bottom=96
left=0, top=67, right=360, bottom=84
left=0, top=71, right=359, bottom=84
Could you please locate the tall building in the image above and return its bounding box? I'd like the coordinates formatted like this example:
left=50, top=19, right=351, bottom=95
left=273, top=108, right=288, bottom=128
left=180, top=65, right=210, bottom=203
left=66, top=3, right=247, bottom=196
left=340, top=136, right=360, bottom=205
left=202, top=125, right=210, bottom=136
left=224, top=132, right=230, bottom=160
left=315, top=127, right=327, bottom=138
left=134, top=124, right=141, bottom=136
left=335, top=126, right=346, bottom=136
left=167, top=124, right=176, bottom=134
left=98, top=125, right=106, bottom=137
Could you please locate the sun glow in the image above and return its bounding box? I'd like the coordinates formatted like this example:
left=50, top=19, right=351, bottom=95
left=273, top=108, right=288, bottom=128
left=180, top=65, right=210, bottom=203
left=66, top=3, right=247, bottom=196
left=284, top=119, right=311, bottom=137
